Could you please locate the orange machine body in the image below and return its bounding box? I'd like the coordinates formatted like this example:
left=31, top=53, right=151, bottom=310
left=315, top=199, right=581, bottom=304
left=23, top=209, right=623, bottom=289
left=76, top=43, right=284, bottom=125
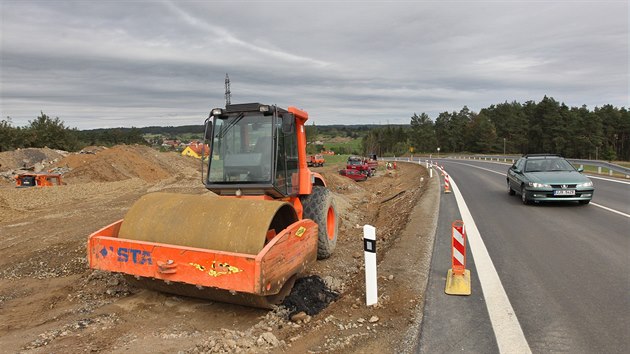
left=15, top=173, right=62, bottom=187
left=307, top=154, right=325, bottom=167
left=88, top=218, right=318, bottom=296
left=87, top=103, right=336, bottom=306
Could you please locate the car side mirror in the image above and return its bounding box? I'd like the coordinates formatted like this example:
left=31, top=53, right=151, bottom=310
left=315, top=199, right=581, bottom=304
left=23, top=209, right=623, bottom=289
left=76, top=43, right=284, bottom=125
left=513, top=168, right=522, bottom=174
left=577, top=167, right=584, bottom=173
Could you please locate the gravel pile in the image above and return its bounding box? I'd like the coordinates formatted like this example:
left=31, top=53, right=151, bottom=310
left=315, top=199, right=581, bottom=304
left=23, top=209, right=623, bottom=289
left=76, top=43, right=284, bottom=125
left=0, top=148, right=68, bottom=184
left=188, top=308, right=291, bottom=353
left=0, top=147, right=67, bottom=172
left=22, top=314, right=119, bottom=351
left=0, top=242, right=87, bottom=280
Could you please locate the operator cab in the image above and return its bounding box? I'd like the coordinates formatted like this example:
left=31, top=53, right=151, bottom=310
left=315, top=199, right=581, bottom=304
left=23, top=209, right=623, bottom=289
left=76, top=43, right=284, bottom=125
left=205, top=103, right=298, bottom=198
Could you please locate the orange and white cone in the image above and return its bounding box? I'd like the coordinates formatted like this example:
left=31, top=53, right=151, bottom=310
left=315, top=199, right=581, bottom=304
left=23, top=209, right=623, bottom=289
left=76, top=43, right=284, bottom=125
left=445, top=220, right=471, bottom=295
left=444, top=174, right=451, bottom=193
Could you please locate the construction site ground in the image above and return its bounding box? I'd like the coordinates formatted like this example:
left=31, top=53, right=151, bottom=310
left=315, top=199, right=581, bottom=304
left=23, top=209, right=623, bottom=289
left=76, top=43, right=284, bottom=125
left=0, top=146, right=439, bottom=353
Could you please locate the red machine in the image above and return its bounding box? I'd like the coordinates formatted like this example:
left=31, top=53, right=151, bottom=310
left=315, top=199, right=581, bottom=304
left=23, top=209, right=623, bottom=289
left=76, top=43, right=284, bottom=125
left=338, top=168, right=367, bottom=182
left=347, top=156, right=373, bottom=176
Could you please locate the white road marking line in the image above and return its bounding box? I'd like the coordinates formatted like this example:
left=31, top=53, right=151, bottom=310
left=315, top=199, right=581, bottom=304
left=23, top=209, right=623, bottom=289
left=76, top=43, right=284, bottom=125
left=587, top=175, right=630, bottom=185
left=446, top=161, right=629, bottom=218
left=445, top=161, right=506, bottom=175
left=590, top=202, right=630, bottom=218
left=449, top=176, right=532, bottom=354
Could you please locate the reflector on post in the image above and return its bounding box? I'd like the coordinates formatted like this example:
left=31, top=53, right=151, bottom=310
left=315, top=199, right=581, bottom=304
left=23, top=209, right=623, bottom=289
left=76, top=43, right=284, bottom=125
left=363, top=224, right=378, bottom=306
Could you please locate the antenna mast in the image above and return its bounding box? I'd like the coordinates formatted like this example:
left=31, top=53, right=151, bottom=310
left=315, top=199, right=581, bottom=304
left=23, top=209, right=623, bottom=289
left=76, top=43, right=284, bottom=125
left=224, top=73, right=231, bottom=107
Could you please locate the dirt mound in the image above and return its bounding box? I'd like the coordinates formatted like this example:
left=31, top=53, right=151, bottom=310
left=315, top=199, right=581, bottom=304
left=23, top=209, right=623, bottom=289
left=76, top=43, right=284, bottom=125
left=79, top=146, right=107, bottom=154
left=0, top=147, right=67, bottom=172
left=54, top=145, right=199, bottom=183
left=0, top=158, right=438, bottom=353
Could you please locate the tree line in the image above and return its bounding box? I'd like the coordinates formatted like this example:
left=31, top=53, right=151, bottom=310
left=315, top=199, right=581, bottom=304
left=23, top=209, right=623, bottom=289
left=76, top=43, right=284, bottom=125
left=3, top=97, right=629, bottom=161
left=1, top=113, right=147, bottom=152
left=362, top=97, right=629, bottom=161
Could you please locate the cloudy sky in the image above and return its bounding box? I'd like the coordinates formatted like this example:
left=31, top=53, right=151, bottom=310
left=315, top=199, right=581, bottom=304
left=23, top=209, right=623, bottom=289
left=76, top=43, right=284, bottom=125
left=1, top=0, right=628, bottom=129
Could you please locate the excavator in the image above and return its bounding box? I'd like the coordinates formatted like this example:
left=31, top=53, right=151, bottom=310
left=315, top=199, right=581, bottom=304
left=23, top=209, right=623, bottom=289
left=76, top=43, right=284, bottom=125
left=87, top=103, right=338, bottom=308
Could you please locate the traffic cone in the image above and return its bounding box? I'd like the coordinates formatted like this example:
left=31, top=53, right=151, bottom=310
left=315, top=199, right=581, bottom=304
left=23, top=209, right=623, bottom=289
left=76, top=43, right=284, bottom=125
left=444, top=174, right=451, bottom=193
left=445, top=220, right=471, bottom=295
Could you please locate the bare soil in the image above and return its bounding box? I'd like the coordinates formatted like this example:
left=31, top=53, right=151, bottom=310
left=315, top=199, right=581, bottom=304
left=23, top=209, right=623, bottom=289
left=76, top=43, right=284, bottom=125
left=0, top=146, right=438, bottom=353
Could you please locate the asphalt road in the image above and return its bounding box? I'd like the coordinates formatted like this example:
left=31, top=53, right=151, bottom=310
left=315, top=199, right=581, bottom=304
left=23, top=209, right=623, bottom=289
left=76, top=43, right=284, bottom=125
left=418, top=159, right=629, bottom=353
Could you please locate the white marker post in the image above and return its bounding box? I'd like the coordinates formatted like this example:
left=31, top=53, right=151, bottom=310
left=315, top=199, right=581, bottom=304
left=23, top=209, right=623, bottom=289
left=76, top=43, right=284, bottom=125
left=363, top=224, right=378, bottom=306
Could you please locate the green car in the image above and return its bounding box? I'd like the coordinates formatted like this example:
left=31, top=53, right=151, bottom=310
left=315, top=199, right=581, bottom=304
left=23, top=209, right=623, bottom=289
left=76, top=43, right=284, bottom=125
left=507, top=154, right=594, bottom=205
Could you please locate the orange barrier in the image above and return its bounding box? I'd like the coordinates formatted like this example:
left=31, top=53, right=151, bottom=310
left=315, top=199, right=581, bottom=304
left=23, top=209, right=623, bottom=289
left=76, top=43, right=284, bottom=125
left=451, top=220, right=466, bottom=274
left=444, top=174, right=451, bottom=194
left=445, top=220, right=471, bottom=295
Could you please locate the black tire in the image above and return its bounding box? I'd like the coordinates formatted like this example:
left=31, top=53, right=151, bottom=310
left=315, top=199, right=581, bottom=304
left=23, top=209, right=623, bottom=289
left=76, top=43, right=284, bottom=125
left=579, top=200, right=590, bottom=205
left=521, top=186, right=530, bottom=205
left=300, top=186, right=338, bottom=259
left=508, top=181, right=515, bottom=196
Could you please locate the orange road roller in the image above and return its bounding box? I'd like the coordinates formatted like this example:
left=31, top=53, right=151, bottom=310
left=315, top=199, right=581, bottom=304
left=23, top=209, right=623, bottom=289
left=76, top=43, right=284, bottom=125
left=88, top=103, right=338, bottom=308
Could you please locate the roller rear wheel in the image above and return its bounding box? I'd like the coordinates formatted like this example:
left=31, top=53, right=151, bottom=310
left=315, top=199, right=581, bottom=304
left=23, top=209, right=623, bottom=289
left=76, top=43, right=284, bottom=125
left=301, top=186, right=338, bottom=259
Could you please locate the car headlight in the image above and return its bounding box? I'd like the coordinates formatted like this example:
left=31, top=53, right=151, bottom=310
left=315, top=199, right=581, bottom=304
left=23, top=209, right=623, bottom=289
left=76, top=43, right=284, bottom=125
left=528, top=182, right=550, bottom=188
left=578, top=181, right=593, bottom=187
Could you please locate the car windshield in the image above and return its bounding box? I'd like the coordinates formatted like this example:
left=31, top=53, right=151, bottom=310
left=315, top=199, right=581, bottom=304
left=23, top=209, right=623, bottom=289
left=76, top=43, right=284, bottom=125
left=525, top=158, right=575, bottom=172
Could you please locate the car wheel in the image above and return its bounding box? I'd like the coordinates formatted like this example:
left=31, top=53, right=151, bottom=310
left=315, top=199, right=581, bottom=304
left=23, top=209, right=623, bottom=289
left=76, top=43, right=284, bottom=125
left=521, top=186, right=530, bottom=205
left=508, top=181, right=515, bottom=196
left=579, top=200, right=590, bottom=205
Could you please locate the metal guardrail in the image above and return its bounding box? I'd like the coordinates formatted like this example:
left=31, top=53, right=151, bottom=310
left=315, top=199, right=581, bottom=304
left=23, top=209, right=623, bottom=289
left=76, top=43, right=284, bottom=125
left=381, top=155, right=630, bottom=177
left=447, top=155, right=630, bottom=177
left=566, top=159, right=630, bottom=176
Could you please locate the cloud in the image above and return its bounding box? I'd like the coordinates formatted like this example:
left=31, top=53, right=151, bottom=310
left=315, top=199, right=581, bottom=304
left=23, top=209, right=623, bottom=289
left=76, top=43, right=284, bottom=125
left=0, top=1, right=627, bottom=129
left=162, top=1, right=331, bottom=68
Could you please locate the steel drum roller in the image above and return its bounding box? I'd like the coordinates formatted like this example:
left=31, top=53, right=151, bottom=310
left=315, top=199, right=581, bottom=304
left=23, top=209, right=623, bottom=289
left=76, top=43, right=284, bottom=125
left=119, top=192, right=298, bottom=255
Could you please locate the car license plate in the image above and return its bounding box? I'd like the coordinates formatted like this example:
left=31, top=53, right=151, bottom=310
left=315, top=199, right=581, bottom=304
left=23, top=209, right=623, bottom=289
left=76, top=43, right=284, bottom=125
left=554, top=190, right=575, bottom=196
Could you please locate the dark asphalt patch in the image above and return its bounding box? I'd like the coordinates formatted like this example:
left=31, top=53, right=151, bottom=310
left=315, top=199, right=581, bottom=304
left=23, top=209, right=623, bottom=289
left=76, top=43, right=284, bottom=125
left=281, top=275, right=339, bottom=317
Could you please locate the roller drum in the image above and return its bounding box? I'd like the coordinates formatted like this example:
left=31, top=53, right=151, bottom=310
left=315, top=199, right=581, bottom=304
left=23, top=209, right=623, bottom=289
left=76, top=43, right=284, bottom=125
left=119, top=192, right=298, bottom=255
